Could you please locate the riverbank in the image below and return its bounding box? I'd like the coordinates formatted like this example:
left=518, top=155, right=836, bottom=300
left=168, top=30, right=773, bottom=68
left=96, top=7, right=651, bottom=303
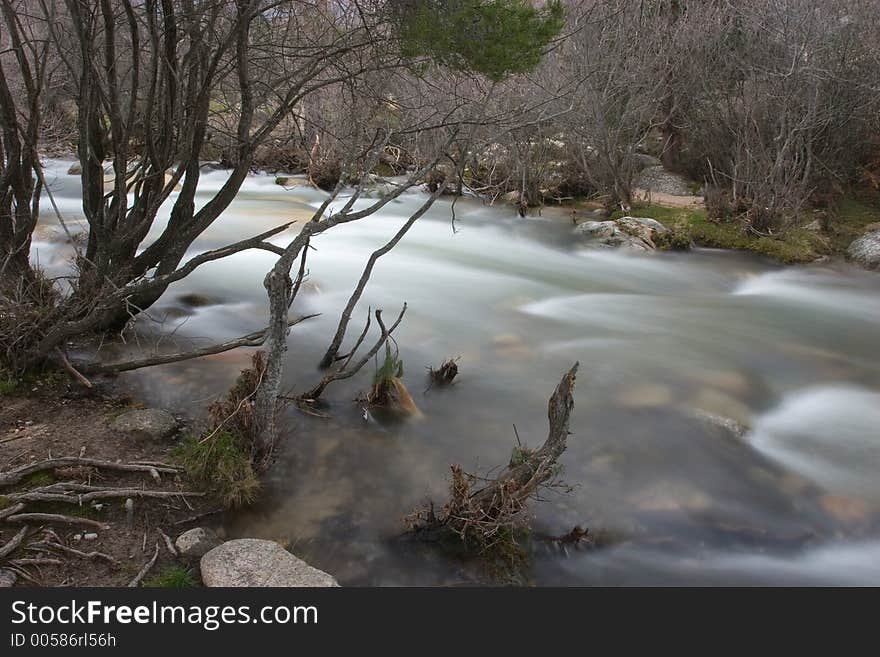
left=558, top=192, right=880, bottom=265
left=0, top=374, right=220, bottom=587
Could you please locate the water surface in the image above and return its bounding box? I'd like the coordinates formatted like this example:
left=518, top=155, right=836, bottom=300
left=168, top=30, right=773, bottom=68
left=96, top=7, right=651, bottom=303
left=35, top=160, right=880, bottom=585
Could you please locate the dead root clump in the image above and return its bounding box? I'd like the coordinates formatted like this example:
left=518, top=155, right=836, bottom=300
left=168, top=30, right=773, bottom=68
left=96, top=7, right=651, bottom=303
left=0, top=270, right=63, bottom=376
left=406, top=364, right=580, bottom=581
left=427, top=357, right=459, bottom=389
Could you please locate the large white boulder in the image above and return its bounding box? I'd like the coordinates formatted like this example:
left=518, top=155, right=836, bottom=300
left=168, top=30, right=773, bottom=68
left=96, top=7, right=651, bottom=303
left=847, top=230, right=880, bottom=271
left=200, top=539, right=339, bottom=587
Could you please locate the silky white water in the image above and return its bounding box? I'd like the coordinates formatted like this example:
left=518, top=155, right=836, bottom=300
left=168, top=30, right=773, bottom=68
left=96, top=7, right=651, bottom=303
left=33, top=159, right=880, bottom=585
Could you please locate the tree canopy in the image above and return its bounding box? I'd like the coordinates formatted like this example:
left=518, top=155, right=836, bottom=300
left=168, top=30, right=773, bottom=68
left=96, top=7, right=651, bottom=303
left=396, top=0, right=565, bottom=81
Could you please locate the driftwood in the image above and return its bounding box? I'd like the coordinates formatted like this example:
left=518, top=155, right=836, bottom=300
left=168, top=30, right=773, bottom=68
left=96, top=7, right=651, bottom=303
left=0, top=457, right=181, bottom=488
left=408, top=363, right=579, bottom=544
left=128, top=542, right=160, bottom=587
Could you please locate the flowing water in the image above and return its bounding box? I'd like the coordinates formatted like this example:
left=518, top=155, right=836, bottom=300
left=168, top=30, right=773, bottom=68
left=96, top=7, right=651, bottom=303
left=34, top=160, right=880, bottom=585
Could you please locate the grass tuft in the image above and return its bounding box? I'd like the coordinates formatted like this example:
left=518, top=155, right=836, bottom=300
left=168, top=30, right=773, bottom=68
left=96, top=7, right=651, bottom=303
left=144, top=566, right=197, bottom=588
left=172, top=431, right=261, bottom=509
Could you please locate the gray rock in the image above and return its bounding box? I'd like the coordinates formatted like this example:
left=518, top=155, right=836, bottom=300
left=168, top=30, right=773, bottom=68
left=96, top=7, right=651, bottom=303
left=634, top=153, right=662, bottom=170
left=637, top=165, right=697, bottom=196
left=847, top=230, right=880, bottom=271
left=110, top=408, right=178, bottom=440
left=0, top=569, right=16, bottom=588
left=200, top=539, right=339, bottom=587
left=574, top=216, right=668, bottom=252
left=175, top=527, right=221, bottom=558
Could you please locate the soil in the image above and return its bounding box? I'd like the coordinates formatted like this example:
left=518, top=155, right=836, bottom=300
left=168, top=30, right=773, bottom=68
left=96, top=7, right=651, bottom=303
left=0, top=378, right=220, bottom=587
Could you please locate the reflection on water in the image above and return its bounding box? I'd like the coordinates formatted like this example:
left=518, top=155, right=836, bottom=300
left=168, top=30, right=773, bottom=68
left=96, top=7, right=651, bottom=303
left=34, top=159, right=880, bottom=585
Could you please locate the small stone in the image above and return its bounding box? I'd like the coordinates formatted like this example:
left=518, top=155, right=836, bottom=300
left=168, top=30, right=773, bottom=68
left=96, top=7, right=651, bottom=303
left=175, top=527, right=221, bottom=558
left=67, top=162, right=82, bottom=175
left=110, top=408, right=178, bottom=441
left=73, top=534, right=82, bottom=541
left=83, top=533, right=98, bottom=541
left=0, top=569, right=16, bottom=588
left=200, top=539, right=338, bottom=587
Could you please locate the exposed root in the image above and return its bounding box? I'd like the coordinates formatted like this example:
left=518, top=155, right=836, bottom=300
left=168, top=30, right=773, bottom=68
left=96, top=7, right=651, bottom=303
left=8, top=483, right=204, bottom=504
left=0, top=457, right=180, bottom=488
left=3, top=513, right=108, bottom=530
left=128, top=542, right=160, bottom=587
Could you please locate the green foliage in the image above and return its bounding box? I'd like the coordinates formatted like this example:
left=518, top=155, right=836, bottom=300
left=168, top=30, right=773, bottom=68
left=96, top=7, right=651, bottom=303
left=172, top=431, right=261, bottom=509
left=23, top=471, right=56, bottom=488
left=0, top=375, right=20, bottom=396
left=631, top=203, right=825, bottom=264
left=396, top=1, right=565, bottom=81
left=373, top=341, right=404, bottom=386
left=654, top=226, right=692, bottom=251
left=144, top=566, right=197, bottom=588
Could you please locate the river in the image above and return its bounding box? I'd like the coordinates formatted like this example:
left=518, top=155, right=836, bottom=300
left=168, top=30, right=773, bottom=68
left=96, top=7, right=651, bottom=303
left=33, top=159, right=880, bottom=585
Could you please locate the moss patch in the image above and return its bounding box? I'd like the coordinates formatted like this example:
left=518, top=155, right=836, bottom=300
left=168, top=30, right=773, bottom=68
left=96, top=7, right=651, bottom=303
left=631, top=203, right=826, bottom=264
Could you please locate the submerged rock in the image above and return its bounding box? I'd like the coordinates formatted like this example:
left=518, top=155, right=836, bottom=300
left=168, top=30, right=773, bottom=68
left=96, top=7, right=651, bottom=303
left=110, top=408, right=178, bottom=441
left=177, top=293, right=220, bottom=308
left=846, top=230, right=880, bottom=271
left=575, top=216, right=668, bottom=252
left=200, top=539, right=339, bottom=587
left=176, top=527, right=221, bottom=558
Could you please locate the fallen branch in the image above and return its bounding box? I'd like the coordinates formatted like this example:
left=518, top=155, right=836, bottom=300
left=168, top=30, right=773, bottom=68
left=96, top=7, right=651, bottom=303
left=53, top=347, right=93, bottom=388
left=8, top=558, right=63, bottom=567
left=0, top=526, right=29, bottom=559
left=128, top=542, right=160, bottom=587
left=0, top=503, right=25, bottom=521
left=28, top=541, right=119, bottom=565
left=157, top=528, right=177, bottom=557
left=76, top=314, right=318, bottom=375
left=171, top=509, right=222, bottom=527
left=0, top=457, right=180, bottom=488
